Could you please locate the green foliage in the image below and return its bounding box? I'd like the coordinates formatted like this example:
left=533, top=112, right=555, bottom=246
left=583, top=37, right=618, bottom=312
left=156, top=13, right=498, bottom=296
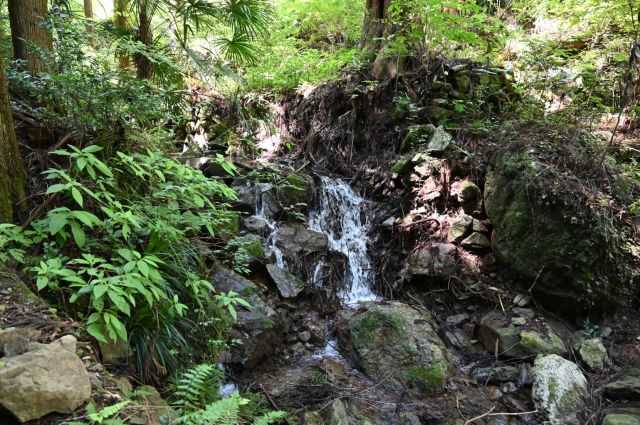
left=242, top=0, right=363, bottom=92
left=171, top=363, right=286, bottom=425
left=64, top=401, right=129, bottom=425
left=10, top=145, right=244, bottom=383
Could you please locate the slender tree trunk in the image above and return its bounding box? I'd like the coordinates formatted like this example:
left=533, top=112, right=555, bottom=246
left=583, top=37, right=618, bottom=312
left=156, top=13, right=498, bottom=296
left=115, top=0, right=131, bottom=69
left=0, top=55, right=27, bottom=223
left=84, top=0, right=95, bottom=47
left=135, top=0, right=153, bottom=79
left=362, top=0, right=390, bottom=57
left=8, top=0, right=52, bottom=74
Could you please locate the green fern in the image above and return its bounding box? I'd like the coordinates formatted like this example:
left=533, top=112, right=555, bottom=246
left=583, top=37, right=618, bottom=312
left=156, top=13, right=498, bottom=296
left=252, top=411, right=287, bottom=425
left=174, top=393, right=247, bottom=425
left=173, top=363, right=223, bottom=412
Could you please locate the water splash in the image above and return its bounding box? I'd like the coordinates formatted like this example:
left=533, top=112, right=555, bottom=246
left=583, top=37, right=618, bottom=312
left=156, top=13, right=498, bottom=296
left=309, top=176, right=378, bottom=306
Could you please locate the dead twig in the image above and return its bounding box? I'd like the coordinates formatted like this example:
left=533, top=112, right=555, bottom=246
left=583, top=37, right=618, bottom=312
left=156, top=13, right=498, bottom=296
left=463, top=406, right=537, bottom=425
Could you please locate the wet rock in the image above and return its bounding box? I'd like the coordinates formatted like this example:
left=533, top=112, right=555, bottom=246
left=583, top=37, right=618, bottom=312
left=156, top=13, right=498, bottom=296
left=303, top=412, right=325, bottom=425
left=242, top=216, right=270, bottom=236
left=230, top=183, right=258, bottom=214
left=323, top=399, right=349, bottom=425
left=426, top=126, right=453, bottom=153
left=519, top=326, right=567, bottom=356
left=532, top=354, right=588, bottom=425
left=298, top=331, right=312, bottom=343
left=578, top=337, right=611, bottom=372
left=274, top=172, right=314, bottom=217
left=448, top=215, right=473, bottom=243
left=298, top=316, right=326, bottom=345
left=267, top=264, right=304, bottom=298
left=336, top=301, right=449, bottom=393
left=275, top=223, right=328, bottom=257
left=472, top=218, right=488, bottom=233
left=403, top=243, right=457, bottom=280
left=477, top=311, right=525, bottom=357
left=603, top=376, right=640, bottom=400
left=212, top=266, right=285, bottom=369
left=0, top=335, right=91, bottom=422
left=458, top=180, right=481, bottom=214
left=472, top=366, right=519, bottom=384
left=461, top=232, right=491, bottom=250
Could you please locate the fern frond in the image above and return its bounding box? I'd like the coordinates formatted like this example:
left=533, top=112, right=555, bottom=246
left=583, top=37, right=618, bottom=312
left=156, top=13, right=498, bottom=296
left=173, top=363, right=223, bottom=412
left=252, top=411, right=287, bottom=425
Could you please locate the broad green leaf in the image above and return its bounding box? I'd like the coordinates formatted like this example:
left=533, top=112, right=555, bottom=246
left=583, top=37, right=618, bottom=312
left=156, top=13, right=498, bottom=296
left=46, top=184, right=66, bottom=194
left=70, top=222, right=86, bottom=247
left=87, top=323, right=108, bottom=343
left=48, top=215, right=68, bottom=235
left=71, top=187, right=83, bottom=207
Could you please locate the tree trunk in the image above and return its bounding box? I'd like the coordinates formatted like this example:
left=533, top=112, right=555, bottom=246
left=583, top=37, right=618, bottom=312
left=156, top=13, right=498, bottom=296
left=0, top=54, right=27, bottom=223
left=84, top=0, right=95, bottom=47
left=115, top=0, right=131, bottom=69
left=362, top=0, right=391, bottom=57
left=8, top=0, right=52, bottom=74
left=135, top=0, right=153, bottom=79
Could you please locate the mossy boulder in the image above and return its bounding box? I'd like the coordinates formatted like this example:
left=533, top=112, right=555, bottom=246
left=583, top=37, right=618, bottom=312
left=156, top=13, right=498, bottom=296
left=604, top=414, right=640, bottom=425
left=458, top=180, right=481, bottom=214
left=400, top=124, right=436, bottom=153
left=484, top=149, right=634, bottom=312
left=519, top=328, right=567, bottom=356
left=336, top=301, right=449, bottom=393
left=532, top=354, right=588, bottom=424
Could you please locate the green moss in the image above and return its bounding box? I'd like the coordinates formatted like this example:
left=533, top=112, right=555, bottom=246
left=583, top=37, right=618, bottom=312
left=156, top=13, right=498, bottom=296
left=405, top=363, right=447, bottom=390
left=351, top=310, right=405, bottom=350
left=391, top=158, right=412, bottom=174
left=400, top=124, right=436, bottom=153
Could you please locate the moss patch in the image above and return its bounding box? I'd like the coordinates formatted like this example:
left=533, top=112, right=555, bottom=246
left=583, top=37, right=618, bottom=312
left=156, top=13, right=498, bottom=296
left=405, top=363, right=447, bottom=391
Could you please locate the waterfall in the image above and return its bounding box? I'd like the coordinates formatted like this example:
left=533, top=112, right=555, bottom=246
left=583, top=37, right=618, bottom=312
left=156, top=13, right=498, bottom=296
left=309, top=176, right=379, bottom=306
left=255, top=185, right=287, bottom=269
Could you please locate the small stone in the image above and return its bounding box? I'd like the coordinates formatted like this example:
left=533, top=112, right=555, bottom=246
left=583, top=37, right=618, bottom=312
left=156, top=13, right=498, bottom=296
left=461, top=232, right=491, bottom=250
left=579, top=338, right=611, bottom=372
left=500, top=381, right=518, bottom=393
left=458, top=181, right=481, bottom=214
left=477, top=311, right=526, bottom=357
left=511, top=317, right=527, bottom=326
left=448, top=215, right=473, bottom=243
left=242, top=216, right=270, bottom=235
left=472, top=219, right=488, bottom=233
left=426, top=126, right=453, bottom=153
left=520, top=327, right=567, bottom=356
left=512, top=307, right=535, bottom=319
left=299, top=331, right=312, bottom=343
left=472, top=366, right=518, bottom=384
left=381, top=217, right=395, bottom=228
left=446, top=313, right=470, bottom=326
left=485, top=386, right=502, bottom=400
left=513, top=294, right=531, bottom=307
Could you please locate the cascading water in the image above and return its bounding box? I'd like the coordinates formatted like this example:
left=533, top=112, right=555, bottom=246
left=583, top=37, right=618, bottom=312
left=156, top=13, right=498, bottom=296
left=255, top=185, right=287, bottom=269
left=308, top=176, right=379, bottom=306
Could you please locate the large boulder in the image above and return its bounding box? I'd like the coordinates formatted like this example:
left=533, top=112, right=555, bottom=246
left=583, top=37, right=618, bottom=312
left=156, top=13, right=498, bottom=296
left=336, top=302, right=449, bottom=393
left=484, top=146, right=636, bottom=312
left=532, top=354, right=588, bottom=424
left=211, top=266, right=286, bottom=369
left=0, top=335, right=91, bottom=422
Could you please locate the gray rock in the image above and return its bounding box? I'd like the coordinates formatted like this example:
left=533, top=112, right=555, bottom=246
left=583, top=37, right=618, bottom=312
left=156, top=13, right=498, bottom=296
left=512, top=307, right=535, bottom=319
left=448, top=215, right=472, bottom=243
left=336, top=301, right=449, bottom=394
left=403, top=243, right=457, bottom=280
left=472, top=219, right=488, bottom=233
left=458, top=181, right=481, bottom=214
left=298, top=331, right=311, bottom=343
left=519, top=325, right=567, bottom=356
left=212, top=266, right=285, bottom=369
left=603, top=413, right=640, bottom=425
left=242, top=216, right=270, bottom=235
left=323, top=399, right=349, bottom=425
left=472, top=366, right=519, bottom=384
left=579, top=338, right=611, bottom=372
left=461, top=232, right=491, bottom=250
left=266, top=264, right=304, bottom=298
left=426, top=126, right=453, bottom=153
left=275, top=223, right=328, bottom=257
left=603, top=376, right=640, bottom=400
left=0, top=328, right=28, bottom=357
left=532, top=354, right=588, bottom=424
left=0, top=335, right=91, bottom=422
left=477, top=311, right=525, bottom=357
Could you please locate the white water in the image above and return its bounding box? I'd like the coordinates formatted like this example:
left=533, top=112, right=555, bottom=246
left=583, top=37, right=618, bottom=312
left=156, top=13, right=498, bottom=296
left=255, top=185, right=287, bottom=269
left=308, top=176, right=379, bottom=306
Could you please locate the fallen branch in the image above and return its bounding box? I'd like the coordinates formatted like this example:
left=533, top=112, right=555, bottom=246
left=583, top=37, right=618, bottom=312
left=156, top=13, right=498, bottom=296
left=464, top=406, right=538, bottom=425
